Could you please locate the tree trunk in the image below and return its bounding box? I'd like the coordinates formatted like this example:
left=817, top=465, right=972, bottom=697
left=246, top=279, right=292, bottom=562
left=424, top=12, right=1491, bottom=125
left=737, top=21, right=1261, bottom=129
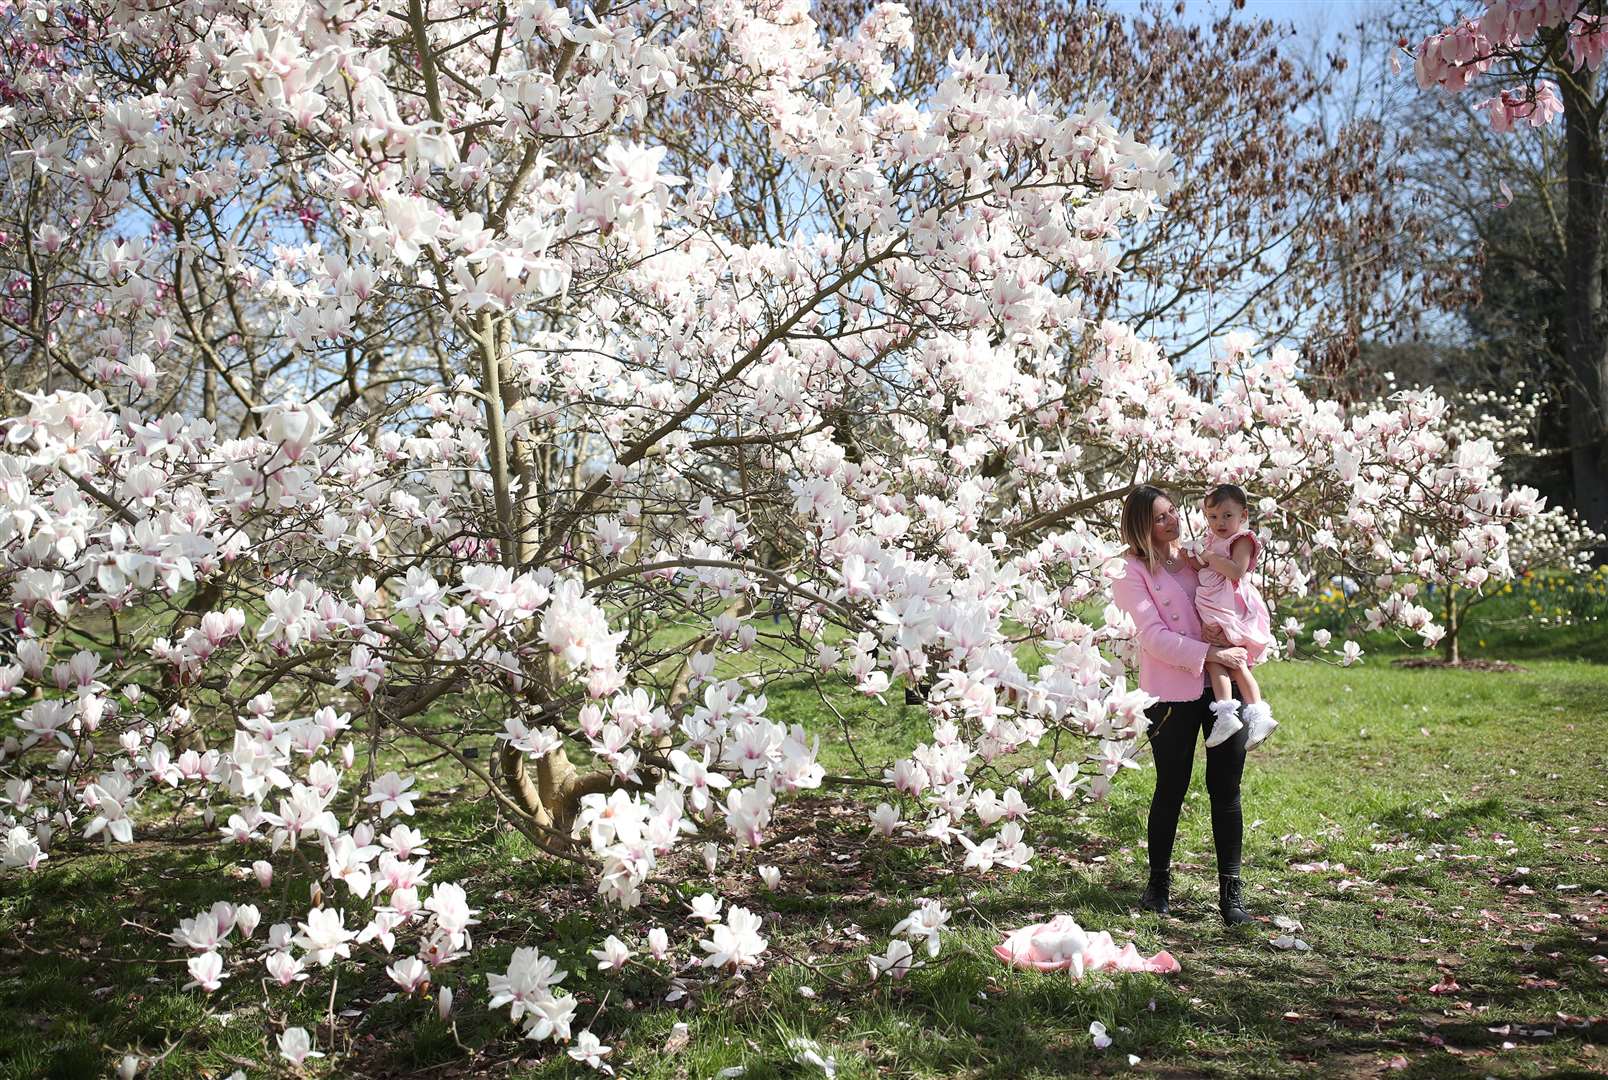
left=496, top=738, right=609, bottom=838
left=1443, top=588, right=1461, bottom=665
left=1559, top=61, right=1608, bottom=560
left=473, top=317, right=600, bottom=843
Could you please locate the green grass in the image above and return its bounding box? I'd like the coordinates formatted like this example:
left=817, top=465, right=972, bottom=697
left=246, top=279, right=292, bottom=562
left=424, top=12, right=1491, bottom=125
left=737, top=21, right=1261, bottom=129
left=3, top=645, right=1606, bottom=1077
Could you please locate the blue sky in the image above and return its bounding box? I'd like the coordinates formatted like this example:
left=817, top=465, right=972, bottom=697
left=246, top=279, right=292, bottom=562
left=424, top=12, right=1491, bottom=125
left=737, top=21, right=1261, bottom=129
left=1115, top=0, right=1381, bottom=34
left=1098, top=0, right=1414, bottom=363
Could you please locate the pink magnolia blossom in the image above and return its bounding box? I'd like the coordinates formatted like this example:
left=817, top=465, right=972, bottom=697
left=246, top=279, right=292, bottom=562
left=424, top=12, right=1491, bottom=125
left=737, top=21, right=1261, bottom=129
left=994, top=915, right=1180, bottom=978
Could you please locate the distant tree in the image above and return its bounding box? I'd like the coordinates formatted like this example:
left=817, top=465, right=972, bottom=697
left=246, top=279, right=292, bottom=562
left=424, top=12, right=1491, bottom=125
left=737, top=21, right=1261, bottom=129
left=1412, top=0, right=1608, bottom=551
left=1346, top=198, right=1573, bottom=506
left=1463, top=198, right=1574, bottom=503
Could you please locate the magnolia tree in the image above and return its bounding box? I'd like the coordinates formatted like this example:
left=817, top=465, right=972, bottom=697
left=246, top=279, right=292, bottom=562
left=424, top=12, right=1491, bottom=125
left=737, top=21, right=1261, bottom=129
left=0, top=0, right=1553, bottom=1065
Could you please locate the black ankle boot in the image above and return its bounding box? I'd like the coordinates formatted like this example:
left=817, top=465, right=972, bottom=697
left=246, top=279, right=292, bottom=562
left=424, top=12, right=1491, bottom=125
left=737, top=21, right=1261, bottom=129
left=1139, top=869, right=1170, bottom=915
left=1218, top=874, right=1252, bottom=925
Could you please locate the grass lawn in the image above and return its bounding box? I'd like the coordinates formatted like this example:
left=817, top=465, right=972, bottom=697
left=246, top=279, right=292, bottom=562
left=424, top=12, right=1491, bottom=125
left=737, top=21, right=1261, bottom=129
left=2, top=642, right=1605, bottom=1077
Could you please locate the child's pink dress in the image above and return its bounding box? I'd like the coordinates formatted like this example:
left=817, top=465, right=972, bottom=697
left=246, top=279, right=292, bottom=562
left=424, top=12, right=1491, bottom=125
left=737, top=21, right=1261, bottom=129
left=1195, top=528, right=1273, bottom=665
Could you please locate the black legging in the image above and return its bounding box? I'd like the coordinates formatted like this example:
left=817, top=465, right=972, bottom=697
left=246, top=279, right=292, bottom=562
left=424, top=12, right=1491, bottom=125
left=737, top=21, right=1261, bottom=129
left=1145, top=687, right=1246, bottom=877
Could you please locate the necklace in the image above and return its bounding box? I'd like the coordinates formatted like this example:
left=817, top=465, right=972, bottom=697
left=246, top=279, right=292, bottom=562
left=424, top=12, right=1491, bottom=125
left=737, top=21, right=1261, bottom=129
left=1162, top=553, right=1180, bottom=569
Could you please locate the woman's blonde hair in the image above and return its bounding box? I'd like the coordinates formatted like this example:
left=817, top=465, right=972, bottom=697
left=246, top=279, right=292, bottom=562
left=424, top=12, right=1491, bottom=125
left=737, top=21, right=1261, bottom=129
left=1120, top=484, right=1171, bottom=569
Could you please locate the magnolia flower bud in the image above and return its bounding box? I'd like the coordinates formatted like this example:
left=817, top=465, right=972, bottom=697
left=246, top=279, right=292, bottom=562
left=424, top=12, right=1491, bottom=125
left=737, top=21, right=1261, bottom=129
left=235, top=904, right=261, bottom=939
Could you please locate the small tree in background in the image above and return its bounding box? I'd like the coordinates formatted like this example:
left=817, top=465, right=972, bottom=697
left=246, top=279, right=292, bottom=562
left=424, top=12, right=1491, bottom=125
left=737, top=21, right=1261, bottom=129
left=1427, top=390, right=1602, bottom=662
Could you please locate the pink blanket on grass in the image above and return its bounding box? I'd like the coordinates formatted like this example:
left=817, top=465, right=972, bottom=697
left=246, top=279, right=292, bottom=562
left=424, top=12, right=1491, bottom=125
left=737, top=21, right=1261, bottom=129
left=993, top=915, right=1180, bottom=977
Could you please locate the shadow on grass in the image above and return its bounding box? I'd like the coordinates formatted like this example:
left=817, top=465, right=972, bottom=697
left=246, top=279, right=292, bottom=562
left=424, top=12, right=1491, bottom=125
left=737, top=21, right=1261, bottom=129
left=1372, top=796, right=1513, bottom=844
left=0, top=844, right=277, bottom=1080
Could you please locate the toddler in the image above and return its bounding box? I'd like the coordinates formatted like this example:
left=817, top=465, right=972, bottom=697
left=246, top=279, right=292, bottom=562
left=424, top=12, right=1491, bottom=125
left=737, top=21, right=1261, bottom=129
left=1188, top=484, right=1277, bottom=750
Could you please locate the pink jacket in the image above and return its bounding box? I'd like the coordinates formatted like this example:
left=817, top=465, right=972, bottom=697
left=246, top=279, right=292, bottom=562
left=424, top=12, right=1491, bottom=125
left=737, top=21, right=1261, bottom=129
left=1111, top=555, right=1210, bottom=702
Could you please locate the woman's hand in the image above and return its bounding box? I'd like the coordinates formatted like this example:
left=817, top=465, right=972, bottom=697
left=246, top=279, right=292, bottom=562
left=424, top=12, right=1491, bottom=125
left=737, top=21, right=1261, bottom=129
left=1207, top=645, right=1249, bottom=670
left=1200, top=623, right=1231, bottom=646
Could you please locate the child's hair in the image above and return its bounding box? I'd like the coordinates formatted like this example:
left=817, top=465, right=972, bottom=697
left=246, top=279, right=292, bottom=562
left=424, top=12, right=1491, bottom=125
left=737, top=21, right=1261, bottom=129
left=1203, top=484, right=1248, bottom=511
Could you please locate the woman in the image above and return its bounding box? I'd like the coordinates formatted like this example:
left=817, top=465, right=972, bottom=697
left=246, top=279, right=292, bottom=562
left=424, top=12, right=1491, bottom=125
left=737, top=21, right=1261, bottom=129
left=1111, top=484, right=1255, bottom=926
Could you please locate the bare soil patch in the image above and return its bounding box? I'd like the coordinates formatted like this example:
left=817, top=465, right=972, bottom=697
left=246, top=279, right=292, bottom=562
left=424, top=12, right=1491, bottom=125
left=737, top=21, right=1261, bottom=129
left=1392, top=657, right=1526, bottom=672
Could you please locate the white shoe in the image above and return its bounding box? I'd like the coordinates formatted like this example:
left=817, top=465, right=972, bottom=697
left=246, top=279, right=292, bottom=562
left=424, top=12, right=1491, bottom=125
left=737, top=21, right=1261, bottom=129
left=1243, top=702, right=1278, bottom=750
left=1204, top=699, right=1243, bottom=748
